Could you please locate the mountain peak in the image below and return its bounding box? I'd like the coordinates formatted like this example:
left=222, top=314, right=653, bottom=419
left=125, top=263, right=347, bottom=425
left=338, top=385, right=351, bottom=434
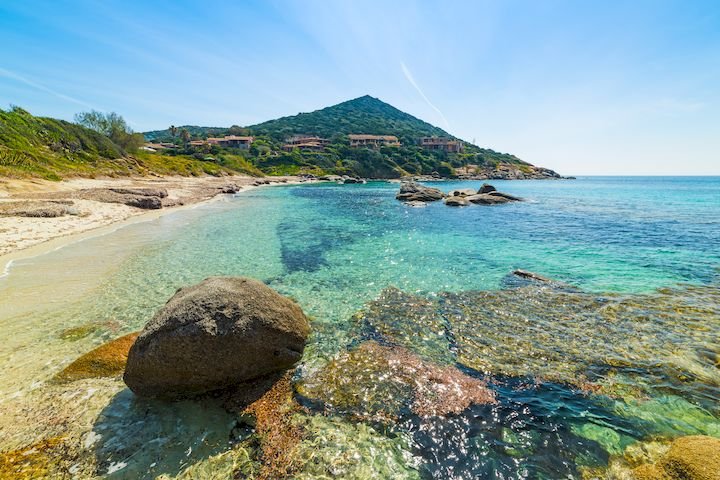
left=249, top=95, right=450, bottom=141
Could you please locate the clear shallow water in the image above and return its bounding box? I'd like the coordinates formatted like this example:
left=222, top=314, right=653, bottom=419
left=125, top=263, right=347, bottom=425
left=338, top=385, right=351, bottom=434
left=0, top=177, right=719, bottom=478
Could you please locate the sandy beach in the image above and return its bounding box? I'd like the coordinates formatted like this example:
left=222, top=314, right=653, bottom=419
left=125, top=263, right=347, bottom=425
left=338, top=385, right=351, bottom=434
left=0, top=175, right=302, bottom=262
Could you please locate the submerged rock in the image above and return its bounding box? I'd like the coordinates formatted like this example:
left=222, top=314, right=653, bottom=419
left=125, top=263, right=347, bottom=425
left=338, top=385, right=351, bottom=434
left=0, top=436, right=82, bottom=479
left=123, top=277, right=310, bottom=399
left=225, top=373, right=304, bottom=480
left=346, top=281, right=720, bottom=411
left=512, top=269, right=553, bottom=283
left=396, top=181, right=444, bottom=202
left=297, top=341, right=495, bottom=420
left=633, top=436, right=720, bottom=480
left=353, top=287, right=455, bottom=365
left=54, top=332, right=139, bottom=382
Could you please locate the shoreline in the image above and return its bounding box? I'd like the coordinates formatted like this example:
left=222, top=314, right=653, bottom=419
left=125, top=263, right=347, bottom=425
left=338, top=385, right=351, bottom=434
left=0, top=175, right=308, bottom=276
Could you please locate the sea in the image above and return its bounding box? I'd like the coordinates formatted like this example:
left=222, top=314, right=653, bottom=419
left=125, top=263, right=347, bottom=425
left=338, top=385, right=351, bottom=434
left=0, top=176, right=718, bottom=478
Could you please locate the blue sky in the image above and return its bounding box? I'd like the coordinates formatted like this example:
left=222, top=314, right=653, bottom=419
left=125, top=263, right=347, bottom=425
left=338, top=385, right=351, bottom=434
left=1, top=0, right=719, bottom=175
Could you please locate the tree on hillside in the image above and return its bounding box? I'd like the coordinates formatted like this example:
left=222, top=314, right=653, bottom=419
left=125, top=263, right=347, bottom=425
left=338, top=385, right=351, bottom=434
left=74, top=110, right=144, bottom=153
left=170, top=125, right=178, bottom=137
left=180, top=128, right=191, bottom=148
left=228, top=125, right=248, bottom=136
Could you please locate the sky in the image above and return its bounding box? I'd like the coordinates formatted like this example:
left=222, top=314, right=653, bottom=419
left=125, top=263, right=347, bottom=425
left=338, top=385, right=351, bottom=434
left=1, top=0, right=719, bottom=175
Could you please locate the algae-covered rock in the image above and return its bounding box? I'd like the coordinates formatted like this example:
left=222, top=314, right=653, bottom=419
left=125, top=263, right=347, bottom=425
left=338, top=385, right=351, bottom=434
left=54, top=332, right=139, bottom=383
left=632, top=435, right=720, bottom=480
left=353, top=287, right=454, bottom=365
left=297, top=341, right=495, bottom=420
left=292, top=415, right=422, bottom=480
left=442, top=283, right=720, bottom=403
left=226, top=373, right=304, bottom=480
left=0, top=436, right=82, bottom=479
left=58, top=324, right=101, bottom=341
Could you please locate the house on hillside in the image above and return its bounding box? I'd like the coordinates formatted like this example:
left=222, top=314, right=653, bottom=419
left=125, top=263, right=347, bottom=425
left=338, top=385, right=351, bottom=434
left=142, top=142, right=178, bottom=152
left=282, top=135, right=329, bottom=152
left=419, top=137, right=464, bottom=153
left=189, top=140, right=206, bottom=147
left=348, top=134, right=400, bottom=148
left=207, top=135, right=254, bottom=148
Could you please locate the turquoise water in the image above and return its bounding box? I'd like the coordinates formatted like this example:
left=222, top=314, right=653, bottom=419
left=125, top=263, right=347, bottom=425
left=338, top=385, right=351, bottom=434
left=1, top=176, right=719, bottom=478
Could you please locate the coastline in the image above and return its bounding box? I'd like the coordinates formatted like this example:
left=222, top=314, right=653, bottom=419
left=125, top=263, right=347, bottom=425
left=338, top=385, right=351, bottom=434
left=0, top=175, right=307, bottom=276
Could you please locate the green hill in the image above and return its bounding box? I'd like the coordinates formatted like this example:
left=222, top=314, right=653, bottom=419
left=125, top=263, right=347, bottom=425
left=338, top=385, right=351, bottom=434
left=143, top=96, right=558, bottom=179
left=1, top=97, right=560, bottom=180
left=249, top=95, right=449, bottom=142
left=0, top=106, right=260, bottom=180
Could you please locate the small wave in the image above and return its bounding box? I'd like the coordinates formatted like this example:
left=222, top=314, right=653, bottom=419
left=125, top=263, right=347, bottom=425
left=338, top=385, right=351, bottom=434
left=0, top=259, right=13, bottom=279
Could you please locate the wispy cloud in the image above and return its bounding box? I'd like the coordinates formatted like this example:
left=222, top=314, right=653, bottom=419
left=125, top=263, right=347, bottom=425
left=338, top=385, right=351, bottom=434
left=0, top=68, right=95, bottom=109
left=400, top=61, right=450, bottom=130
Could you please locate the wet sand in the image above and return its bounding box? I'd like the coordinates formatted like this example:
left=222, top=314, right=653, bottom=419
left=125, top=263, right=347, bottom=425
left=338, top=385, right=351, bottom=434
left=0, top=175, right=303, bottom=264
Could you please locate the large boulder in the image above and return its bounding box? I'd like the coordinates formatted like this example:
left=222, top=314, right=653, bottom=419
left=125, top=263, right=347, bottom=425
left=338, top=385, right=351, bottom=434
left=396, top=181, right=444, bottom=202
left=124, top=277, right=310, bottom=399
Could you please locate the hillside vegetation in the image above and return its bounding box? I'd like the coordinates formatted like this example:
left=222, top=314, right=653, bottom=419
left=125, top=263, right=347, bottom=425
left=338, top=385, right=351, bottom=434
left=1, top=96, right=559, bottom=181
left=0, top=107, right=259, bottom=180
left=145, top=96, right=546, bottom=179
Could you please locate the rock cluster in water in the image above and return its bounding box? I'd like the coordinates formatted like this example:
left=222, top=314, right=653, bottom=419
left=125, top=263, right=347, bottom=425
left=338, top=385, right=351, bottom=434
left=123, top=276, right=310, bottom=399
left=395, top=181, right=523, bottom=206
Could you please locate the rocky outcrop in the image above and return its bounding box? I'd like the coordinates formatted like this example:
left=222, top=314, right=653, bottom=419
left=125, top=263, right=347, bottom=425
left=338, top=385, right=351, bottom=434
left=0, top=200, right=78, bottom=218
left=632, top=436, right=720, bottom=480
left=466, top=193, right=513, bottom=204
left=342, top=177, right=366, bottom=184
left=459, top=185, right=524, bottom=205
left=395, top=182, right=521, bottom=206
left=123, top=277, right=310, bottom=399
left=109, top=187, right=168, bottom=198
left=396, top=181, right=444, bottom=202
left=77, top=189, right=163, bottom=209
left=456, top=165, right=565, bottom=180
left=487, top=191, right=523, bottom=201
left=445, top=196, right=470, bottom=207
left=513, top=270, right=553, bottom=283
left=217, top=183, right=241, bottom=194
left=478, top=183, right=496, bottom=194
left=449, top=188, right=476, bottom=197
